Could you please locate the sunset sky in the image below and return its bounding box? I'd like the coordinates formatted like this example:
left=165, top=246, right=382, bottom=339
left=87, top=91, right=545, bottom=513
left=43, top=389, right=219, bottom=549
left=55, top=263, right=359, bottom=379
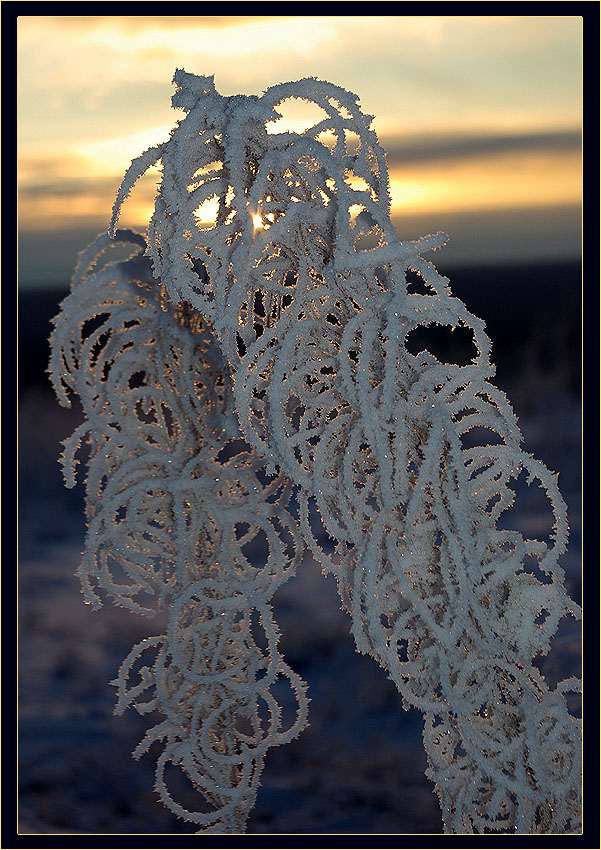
left=17, top=14, right=583, bottom=287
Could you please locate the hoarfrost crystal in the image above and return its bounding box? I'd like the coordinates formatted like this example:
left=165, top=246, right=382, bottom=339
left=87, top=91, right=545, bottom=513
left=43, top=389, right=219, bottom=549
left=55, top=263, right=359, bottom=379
left=49, top=72, right=581, bottom=834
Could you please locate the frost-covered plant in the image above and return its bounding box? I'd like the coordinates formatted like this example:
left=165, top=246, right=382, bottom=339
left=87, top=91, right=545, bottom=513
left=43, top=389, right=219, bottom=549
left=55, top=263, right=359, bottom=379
left=49, top=71, right=581, bottom=834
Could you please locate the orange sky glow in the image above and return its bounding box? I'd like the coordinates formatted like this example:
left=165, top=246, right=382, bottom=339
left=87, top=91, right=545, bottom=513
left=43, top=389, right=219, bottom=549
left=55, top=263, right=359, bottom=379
left=17, top=14, right=583, bottom=282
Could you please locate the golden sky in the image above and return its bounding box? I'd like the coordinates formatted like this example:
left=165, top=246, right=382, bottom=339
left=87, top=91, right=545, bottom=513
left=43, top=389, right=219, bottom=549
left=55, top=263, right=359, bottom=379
left=17, top=14, right=583, bottom=282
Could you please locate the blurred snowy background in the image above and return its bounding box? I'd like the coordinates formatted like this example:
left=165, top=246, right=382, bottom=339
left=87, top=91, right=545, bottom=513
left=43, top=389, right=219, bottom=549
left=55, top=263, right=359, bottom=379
left=18, top=260, right=581, bottom=836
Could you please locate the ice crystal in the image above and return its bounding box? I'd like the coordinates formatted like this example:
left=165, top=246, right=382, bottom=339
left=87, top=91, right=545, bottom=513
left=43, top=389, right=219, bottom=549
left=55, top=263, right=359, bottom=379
left=49, top=72, right=581, bottom=834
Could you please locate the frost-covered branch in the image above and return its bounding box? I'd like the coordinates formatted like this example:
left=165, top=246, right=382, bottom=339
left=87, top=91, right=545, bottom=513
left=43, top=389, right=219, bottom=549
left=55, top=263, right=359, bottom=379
left=49, top=71, right=581, bottom=834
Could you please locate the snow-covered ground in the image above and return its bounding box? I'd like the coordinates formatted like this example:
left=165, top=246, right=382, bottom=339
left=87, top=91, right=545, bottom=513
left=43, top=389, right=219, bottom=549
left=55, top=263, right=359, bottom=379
left=18, top=372, right=581, bottom=835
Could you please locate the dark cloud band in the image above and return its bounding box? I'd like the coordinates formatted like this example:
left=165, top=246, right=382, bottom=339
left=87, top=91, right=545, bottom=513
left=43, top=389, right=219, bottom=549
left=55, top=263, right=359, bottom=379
left=381, top=129, right=581, bottom=165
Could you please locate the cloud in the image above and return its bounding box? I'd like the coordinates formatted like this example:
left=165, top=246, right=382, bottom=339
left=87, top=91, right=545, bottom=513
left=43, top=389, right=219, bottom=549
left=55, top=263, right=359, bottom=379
left=75, top=125, right=174, bottom=175
left=17, top=163, right=159, bottom=231
left=18, top=175, right=118, bottom=199
left=42, top=16, right=294, bottom=33
left=18, top=16, right=335, bottom=100
left=18, top=15, right=582, bottom=156
left=381, top=129, right=582, bottom=166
